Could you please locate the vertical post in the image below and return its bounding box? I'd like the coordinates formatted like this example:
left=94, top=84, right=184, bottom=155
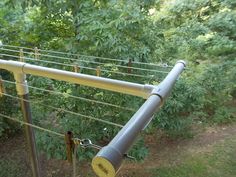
left=73, top=64, right=80, bottom=99
left=74, top=64, right=80, bottom=73
left=14, top=73, right=41, bottom=177
left=96, top=66, right=101, bottom=77
left=65, top=131, right=74, bottom=163
left=19, top=49, right=24, bottom=62
left=128, top=59, right=132, bottom=73
left=34, top=47, right=40, bottom=60
left=0, top=75, right=5, bottom=97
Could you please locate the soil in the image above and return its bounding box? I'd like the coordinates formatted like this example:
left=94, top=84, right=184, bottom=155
left=0, top=123, right=236, bottom=177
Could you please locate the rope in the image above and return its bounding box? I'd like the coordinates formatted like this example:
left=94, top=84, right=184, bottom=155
left=2, top=79, right=135, bottom=112
left=1, top=44, right=174, bottom=68
left=1, top=92, right=124, bottom=128
left=0, top=113, right=65, bottom=137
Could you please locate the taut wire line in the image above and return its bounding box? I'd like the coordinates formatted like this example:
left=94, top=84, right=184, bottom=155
left=0, top=53, right=159, bottom=79
left=0, top=47, right=170, bottom=74
left=2, top=44, right=174, bottom=68
left=2, top=79, right=135, bottom=112
left=1, top=92, right=124, bottom=128
left=0, top=113, right=65, bottom=137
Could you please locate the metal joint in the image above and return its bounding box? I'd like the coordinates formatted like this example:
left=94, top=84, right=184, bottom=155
left=72, top=138, right=103, bottom=150
left=150, top=87, right=164, bottom=105
left=176, top=60, right=186, bottom=67
left=80, top=138, right=102, bottom=150
left=143, top=84, right=155, bottom=98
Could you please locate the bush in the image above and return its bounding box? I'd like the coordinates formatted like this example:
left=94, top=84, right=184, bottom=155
left=153, top=68, right=206, bottom=137
left=0, top=71, right=20, bottom=137
left=213, top=106, right=235, bottom=124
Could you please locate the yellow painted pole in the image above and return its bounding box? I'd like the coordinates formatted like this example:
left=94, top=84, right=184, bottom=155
left=96, top=66, right=101, bottom=77
left=19, top=48, right=24, bottom=62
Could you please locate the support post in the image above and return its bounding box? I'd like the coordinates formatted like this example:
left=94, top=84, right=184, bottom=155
left=92, top=60, right=186, bottom=177
left=14, top=73, right=41, bottom=177
left=65, top=131, right=75, bottom=163
left=127, top=59, right=132, bottom=73
left=0, top=75, right=5, bottom=97
left=34, top=47, right=40, bottom=60
left=96, top=66, right=101, bottom=77
left=74, top=64, right=80, bottom=73
left=19, top=48, right=24, bottom=62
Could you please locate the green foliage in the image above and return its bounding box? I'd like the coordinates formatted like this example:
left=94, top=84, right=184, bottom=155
left=212, top=106, right=235, bottom=124
left=0, top=158, right=26, bottom=177
left=154, top=71, right=205, bottom=137
left=129, top=138, right=148, bottom=161
left=0, top=69, right=19, bottom=136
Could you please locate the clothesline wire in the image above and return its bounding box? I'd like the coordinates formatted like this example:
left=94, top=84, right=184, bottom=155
left=0, top=113, right=65, bottom=137
left=0, top=53, right=160, bottom=79
left=1, top=92, right=124, bottom=128
left=2, top=44, right=174, bottom=68
left=2, top=79, right=135, bottom=112
left=0, top=47, right=171, bottom=74
left=1, top=53, right=99, bottom=71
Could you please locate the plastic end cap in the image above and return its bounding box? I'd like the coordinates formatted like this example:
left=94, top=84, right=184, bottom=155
left=176, top=60, right=186, bottom=67
left=92, top=156, right=116, bottom=177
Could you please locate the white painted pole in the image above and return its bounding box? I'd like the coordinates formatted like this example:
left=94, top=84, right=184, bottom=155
left=14, top=73, right=41, bottom=177
left=0, top=60, right=154, bottom=98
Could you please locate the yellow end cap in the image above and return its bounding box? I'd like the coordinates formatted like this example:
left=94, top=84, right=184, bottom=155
left=92, top=156, right=116, bottom=177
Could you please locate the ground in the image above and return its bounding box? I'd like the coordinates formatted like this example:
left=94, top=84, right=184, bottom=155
left=0, top=123, right=236, bottom=177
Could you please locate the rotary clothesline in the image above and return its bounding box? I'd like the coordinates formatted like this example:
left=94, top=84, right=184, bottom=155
left=0, top=52, right=186, bottom=177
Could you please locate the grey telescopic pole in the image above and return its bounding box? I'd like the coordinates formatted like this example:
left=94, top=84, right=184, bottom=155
left=14, top=73, right=41, bottom=177
left=92, top=60, right=186, bottom=177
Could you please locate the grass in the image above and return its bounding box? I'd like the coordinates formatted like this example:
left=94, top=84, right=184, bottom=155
left=0, top=158, right=28, bottom=177
left=151, top=136, right=236, bottom=177
left=1, top=125, right=236, bottom=177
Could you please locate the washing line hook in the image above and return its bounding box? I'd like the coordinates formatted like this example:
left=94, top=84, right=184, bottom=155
left=73, top=138, right=102, bottom=150
left=73, top=137, right=136, bottom=160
